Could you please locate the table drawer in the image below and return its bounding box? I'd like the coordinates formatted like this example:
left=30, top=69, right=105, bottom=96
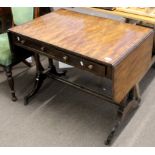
left=48, top=48, right=106, bottom=77
left=13, top=35, right=44, bottom=52
left=13, top=34, right=107, bottom=77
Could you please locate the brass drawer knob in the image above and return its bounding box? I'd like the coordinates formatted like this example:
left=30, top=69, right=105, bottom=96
left=21, top=40, right=25, bottom=44
left=63, top=56, right=68, bottom=61
left=41, top=47, right=45, bottom=51
left=88, top=65, right=93, bottom=70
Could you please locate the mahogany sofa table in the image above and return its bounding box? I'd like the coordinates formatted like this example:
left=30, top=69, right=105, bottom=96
left=8, top=9, right=154, bottom=145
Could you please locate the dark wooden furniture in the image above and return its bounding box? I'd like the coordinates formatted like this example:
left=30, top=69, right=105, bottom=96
left=0, top=8, right=42, bottom=101
left=0, top=7, right=12, bottom=32
left=8, top=9, right=154, bottom=145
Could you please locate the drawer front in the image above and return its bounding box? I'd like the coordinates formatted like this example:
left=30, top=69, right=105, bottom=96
left=13, top=35, right=44, bottom=52
left=13, top=34, right=107, bottom=77
left=47, top=47, right=106, bottom=77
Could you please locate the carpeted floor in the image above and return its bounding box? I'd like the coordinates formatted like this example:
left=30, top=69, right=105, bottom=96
left=0, top=57, right=155, bottom=147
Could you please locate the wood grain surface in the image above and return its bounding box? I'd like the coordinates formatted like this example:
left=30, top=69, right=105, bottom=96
left=9, top=9, right=153, bottom=66
left=113, top=34, right=153, bottom=103
left=9, top=9, right=154, bottom=104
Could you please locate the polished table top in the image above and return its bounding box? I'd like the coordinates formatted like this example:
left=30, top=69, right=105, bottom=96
left=9, top=9, right=152, bottom=66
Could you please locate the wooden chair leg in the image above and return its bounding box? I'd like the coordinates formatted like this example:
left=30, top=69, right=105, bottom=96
left=22, top=59, right=32, bottom=67
left=4, top=66, right=17, bottom=101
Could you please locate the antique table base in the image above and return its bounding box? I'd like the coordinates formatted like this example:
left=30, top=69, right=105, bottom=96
left=23, top=54, right=141, bottom=145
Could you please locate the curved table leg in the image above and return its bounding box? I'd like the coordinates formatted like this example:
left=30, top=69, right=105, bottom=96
left=24, top=72, right=46, bottom=105
left=24, top=54, right=45, bottom=105
left=105, top=84, right=141, bottom=145
left=105, top=106, right=124, bottom=145
left=24, top=56, right=67, bottom=105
